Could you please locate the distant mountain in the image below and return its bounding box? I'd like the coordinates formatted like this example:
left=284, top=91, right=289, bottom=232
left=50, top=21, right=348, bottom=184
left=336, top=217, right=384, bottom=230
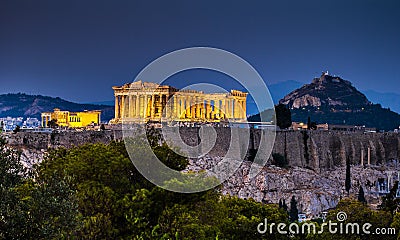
left=277, top=73, right=400, bottom=131
left=0, top=93, right=114, bottom=122
left=86, top=100, right=115, bottom=106
left=362, top=90, right=400, bottom=114
left=280, top=73, right=371, bottom=108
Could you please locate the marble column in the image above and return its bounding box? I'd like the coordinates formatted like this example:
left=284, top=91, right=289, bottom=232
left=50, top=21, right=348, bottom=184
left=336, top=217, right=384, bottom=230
left=150, top=95, right=155, bottom=118
left=173, top=96, right=178, bottom=119
left=217, top=99, right=222, bottom=119
left=129, top=95, right=135, bottom=118
left=185, top=98, right=189, bottom=118
left=230, top=99, right=234, bottom=119
left=234, top=99, right=239, bottom=119
left=143, top=95, right=149, bottom=118
left=183, top=98, right=187, bottom=118
left=237, top=100, right=241, bottom=119
left=206, top=100, right=211, bottom=120
left=221, top=99, right=226, bottom=119
left=190, top=97, right=195, bottom=119
left=128, top=95, right=132, bottom=118
left=242, top=100, right=246, bottom=119
left=126, top=95, right=130, bottom=118
left=135, top=95, right=139, bottom=117
left=125, top=95, right=129, bottom=118
left=132, top=95, right=136, bottom=118
left=227, top=99, right=232, bottom=119
left=204, top=100, right=208, bottom=120
left=177, top=97, right=181, bottom=119
left=196, top=97, right=201, bottom=119
left=121, top=95, right=125, bottom=118
left=160, top=94, right=164, bottom=118
left=115, top=96, right=119, bottom=119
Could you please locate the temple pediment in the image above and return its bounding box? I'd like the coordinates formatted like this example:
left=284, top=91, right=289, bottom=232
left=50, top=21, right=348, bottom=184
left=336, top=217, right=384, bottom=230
left=126, top=80, right=161, bottom=89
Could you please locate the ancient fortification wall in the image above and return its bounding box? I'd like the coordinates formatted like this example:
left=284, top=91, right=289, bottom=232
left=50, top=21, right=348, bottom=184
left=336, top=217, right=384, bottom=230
left=3, top=129, right=400, bottom=171
left=3, top=131, right=123, bottom=150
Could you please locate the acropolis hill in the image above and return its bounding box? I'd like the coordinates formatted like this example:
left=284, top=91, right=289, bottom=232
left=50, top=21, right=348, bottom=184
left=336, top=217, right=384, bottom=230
left=4, top=129, right=400, bottom=216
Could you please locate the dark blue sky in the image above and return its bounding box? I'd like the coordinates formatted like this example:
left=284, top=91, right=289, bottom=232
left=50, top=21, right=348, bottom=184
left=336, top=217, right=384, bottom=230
left=1, top=0, right=399, bottom=103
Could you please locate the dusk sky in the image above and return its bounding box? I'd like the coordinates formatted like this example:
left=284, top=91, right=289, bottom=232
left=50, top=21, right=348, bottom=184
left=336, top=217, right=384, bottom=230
left=1, top=0, right=399, bottom=103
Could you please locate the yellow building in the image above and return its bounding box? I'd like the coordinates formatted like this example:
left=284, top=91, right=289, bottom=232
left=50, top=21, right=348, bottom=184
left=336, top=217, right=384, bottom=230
left=110, top=81, right=248, bottom=124
left=41, top=108, right=101, bottom=128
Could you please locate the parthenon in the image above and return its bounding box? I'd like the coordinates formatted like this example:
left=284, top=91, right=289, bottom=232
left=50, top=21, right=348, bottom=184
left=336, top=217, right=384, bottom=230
left=110, top=81, right=248, bottom=123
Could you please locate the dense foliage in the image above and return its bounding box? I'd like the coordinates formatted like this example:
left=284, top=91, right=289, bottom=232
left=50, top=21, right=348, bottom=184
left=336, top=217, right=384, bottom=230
left=247, top=104, right=292, bottom=129
left=0, top=137, right=79, bottom=239
left=275, top=104, right=292, bottom=129
left=1, top=136, right=290, bottom=239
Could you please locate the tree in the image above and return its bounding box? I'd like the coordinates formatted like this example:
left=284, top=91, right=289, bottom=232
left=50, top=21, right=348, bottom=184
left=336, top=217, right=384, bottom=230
left=13, top=125, right=20, bottom=133
left=0, top=137, right=24, bottom=239
left=306, top=116, right=318, bottom=130
left=47, top=119, right=58, bottom=128
left=279, top=198, right=289, bottom=213
left=38, top=142, right=142, bottom=238
left=10, top=177, right=80, bottom=239
left=275, top=104, right=292, bottom=129
left=379, top=181, right=400, bottom=215
left=289, top=196, right=299, bottom=222
left=0, top=137, right=24, bottom=196
left=282, top=199, right=288, bottom=213
left=391, top=212, right=400, bottom=239
left=345, top=156, right=351, bottom=195
left=0, top=136, right=78, bottom=239
left=324, top=199, right=394, bottom=240
left=357, top=185, right=367, bottom=203
left=272, top=153, right=288, bottom=168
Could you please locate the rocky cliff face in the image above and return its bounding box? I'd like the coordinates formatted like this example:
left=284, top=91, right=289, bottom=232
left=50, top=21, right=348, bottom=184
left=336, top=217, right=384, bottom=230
left=280, top=73, right=370, bottom=108
left=4, top=129, right=400, bottom=217
left=187, top=158, right=397, bottom=217
left=5, top=129, right=400, bottom=171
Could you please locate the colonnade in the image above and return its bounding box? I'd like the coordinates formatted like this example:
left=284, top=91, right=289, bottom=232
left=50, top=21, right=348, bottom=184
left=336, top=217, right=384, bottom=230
left=111, top=81, right=248, bottom=123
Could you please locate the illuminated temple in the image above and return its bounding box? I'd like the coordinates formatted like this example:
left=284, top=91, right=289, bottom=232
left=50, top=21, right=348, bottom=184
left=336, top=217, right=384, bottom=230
left=41, top=108, right=101, bottom=128
left=110, top=81, right=248, bottom=123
